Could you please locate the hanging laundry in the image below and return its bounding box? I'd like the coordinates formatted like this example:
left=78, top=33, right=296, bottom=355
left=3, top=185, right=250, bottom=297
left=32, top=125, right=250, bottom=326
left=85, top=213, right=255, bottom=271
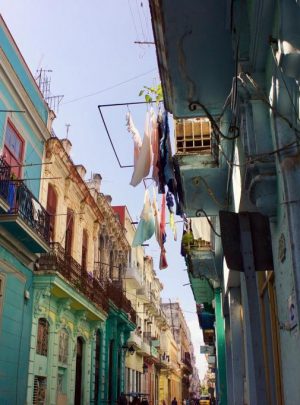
left=160, top=193, right=167, bottom=244
left=150, top=108, right=159, bottom=186
left=159, top=193, right=168, bottom=269
left=126, top=112, right=142, bottom=165
left=132, top=189, right=155, bottom=246
left=169, top=212, right=177, bottom=241
left=161, top=112, right=174, bottom=186
left=166, top=191, right=177, bottom=240
left=130, top=112, right=152, bottom=187
left=191, top=217, right=211, bottom=242
left=156, top=111, right=165, bottom=193
left=159, top=247, right=168, bottom=270
left=152, top=187, right=161, bottom=245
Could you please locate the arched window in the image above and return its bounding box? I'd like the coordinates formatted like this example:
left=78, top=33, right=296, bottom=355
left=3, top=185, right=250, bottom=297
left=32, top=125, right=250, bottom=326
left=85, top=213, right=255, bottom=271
left=36, top=318, right=49, bottom=356
left=81, top=229, right=88, bottom=272
left=46, top=184, right=57, bottom=242
left=109, top=251, right=114, bottom=280
left=97, top=236, right=105, bottom=281
left=58, top=329, right=69, bottom=364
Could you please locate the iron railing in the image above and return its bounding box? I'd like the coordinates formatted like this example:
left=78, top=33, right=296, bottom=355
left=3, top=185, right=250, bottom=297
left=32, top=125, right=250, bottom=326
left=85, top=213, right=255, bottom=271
left=0, top=157, right=11, bottom=201
left=182, top=352, right=192, bottom=369
left=105, top=279, right=137, bottom=324
left=38, top=242, right=109, bottom=312
left=143, top=331, right=152, bottom=345
left=1, top=177, right=50, bottom=243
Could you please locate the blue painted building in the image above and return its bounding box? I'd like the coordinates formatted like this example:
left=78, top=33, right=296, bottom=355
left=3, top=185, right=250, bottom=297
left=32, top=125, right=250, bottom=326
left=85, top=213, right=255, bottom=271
left=150, top=1, right=300, bottom=403
left=0, top=16, right=51, bottom=403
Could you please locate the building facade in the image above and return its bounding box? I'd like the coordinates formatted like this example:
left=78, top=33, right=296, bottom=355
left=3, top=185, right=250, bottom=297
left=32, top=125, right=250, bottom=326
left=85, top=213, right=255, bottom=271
left=150, top=1, right=300, bottom=404
left=27, top=137, right=136, bottom=404
left=0, top=16, right=52, bottom=404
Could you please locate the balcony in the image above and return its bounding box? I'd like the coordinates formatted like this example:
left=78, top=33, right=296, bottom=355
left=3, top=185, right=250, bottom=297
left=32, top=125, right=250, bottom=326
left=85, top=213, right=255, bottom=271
left=173, top=117, right=228, bottom=217
left=182, top=352, right=193, bottom=373
left=150, top=345, right=159, bottom=359
left=136, top=285, right=150, bottom=302
left=38, top=242, right=109, bottom=312
left=0, top=157, right=10, bottom=212
left=125, top=265, right=143, bottom=289
left=0, top=166, right=50, bottom=253
left=105, top=279, right=136, bottom=324
left=188, top=272, right=214, bottom=308
left=127, top=330, right=142, bottom=350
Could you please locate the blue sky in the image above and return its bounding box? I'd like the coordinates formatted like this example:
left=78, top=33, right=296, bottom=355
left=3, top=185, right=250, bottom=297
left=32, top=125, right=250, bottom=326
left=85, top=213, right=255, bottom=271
left=1, top=1, right=206, bottom=379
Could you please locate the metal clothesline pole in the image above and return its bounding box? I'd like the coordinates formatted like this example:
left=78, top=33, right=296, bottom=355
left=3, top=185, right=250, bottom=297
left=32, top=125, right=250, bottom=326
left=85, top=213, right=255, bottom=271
left=97, top=100, right=163, bottom=169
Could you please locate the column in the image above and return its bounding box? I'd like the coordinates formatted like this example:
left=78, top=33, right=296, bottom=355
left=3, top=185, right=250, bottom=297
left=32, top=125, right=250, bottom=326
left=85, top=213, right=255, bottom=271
left=228, top=287, right=245, bottom=405
left=239, top=213, right=267, bottom=405
left=224, top=314, right=233, bottom=405
left=215, top=288, right=227, bottom=405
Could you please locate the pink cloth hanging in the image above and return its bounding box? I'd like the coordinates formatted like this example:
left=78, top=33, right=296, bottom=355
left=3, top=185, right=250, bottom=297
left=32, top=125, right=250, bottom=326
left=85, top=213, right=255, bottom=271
left=126, top=112, right=142, bottom=165
left=159, top=193, right=168, bottom=269
left=130, top=112, right=152, bottom=187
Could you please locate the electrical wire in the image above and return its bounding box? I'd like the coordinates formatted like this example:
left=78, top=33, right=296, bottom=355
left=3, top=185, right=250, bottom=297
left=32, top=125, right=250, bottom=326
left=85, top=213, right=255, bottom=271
left=195, top=209, right=221, bottom=238
left=241, top=73, right=300, bottom=137
left=63, top=68, right=157, bottom=105
left=271, top=47, right=300, bottom=122
left=127, top=0, right=140, bottom=40
left=192, top=176, right=227, bottom=209
left=189, top=101, right=240, bottom=141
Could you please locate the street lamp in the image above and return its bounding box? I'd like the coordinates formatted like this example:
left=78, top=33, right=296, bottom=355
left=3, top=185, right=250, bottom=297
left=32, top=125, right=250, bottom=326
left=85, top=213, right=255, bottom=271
left=143, top=363, right=149, bottom=374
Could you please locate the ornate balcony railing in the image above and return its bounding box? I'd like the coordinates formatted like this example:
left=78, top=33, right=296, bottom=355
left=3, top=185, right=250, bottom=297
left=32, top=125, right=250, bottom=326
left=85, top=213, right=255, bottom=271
left=5, top=179, right=50, bottom=243
left=38, top=243, right=109, bottom=312
left=182, top=352, right=192, bottom=369
left=0, top=157, right=11, bottom=201
left=143, top=331, right=152, bottom=345
left=104, top=279, right=136, bottom=324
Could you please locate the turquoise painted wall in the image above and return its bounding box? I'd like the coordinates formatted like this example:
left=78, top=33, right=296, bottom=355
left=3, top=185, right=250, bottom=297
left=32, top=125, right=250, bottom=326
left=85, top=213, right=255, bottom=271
left=0, top=23, right=48, bottom=124
left=0, top=84, right=44, bottom=197
left=215, top=289, right=227, bottom=405
left=0, top=247, right=33, bottom=404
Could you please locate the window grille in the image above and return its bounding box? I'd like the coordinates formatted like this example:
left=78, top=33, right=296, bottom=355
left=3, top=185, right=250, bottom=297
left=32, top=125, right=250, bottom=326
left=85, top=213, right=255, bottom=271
left=175, top=117, right=213, bottom=154
left=58, top=329, right=69, bottom=364
left=33, top=376, right=47, bottom=405
left=36, top=318, right=49, bottom=356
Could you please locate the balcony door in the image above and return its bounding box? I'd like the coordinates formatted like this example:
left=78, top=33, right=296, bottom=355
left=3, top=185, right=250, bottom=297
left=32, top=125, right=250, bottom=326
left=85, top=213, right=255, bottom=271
left=4, top=120, right=24, bottom=178
left=46, top=184, right=57, bottom=242
left=65, top=209, right=74, bottom=257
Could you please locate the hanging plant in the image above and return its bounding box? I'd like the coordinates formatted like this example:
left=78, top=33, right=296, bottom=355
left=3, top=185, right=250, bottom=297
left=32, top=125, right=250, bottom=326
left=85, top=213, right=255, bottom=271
left=139, top=83, right=163, bottom=104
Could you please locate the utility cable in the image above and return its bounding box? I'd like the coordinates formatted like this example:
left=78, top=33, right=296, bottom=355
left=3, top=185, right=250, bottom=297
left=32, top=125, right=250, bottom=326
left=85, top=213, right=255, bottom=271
left=195, top=209, right=221, bottom=238
left=189, top=101, right=240, bottom=141
left=271, top=47, right=300, bottom=122
left=63, top=68, right=157, bottom=105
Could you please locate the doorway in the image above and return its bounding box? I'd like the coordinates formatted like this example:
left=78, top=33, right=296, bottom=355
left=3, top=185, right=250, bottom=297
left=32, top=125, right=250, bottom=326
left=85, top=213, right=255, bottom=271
left=75, top=337, right=84, bottom=405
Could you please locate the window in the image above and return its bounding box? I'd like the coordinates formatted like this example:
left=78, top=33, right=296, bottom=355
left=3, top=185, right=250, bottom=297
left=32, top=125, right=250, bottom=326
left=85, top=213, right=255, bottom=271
left=33, top=376, right=47, bottom=405
left=36, top=318, right=49, bottom=356
left=81, top=229, right=88, bottom=272
left=46, top=184, right=57, bottom=242
left=4, top=120, right=24, bottom=177
left=65, top=209, right=74, bottom=256
left=109, top=251, right=114, bottom=280
left=58, top=329, right=69, bottom=364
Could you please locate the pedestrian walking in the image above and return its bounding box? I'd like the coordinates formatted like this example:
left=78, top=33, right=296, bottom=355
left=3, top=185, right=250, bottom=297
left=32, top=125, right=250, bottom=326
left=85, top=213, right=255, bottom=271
left=171, top=397, right=178, bottom=405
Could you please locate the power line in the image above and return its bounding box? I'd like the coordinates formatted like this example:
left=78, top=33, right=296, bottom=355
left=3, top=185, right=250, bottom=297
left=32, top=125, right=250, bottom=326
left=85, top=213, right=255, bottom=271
left=63, top=68, right=157, bottom=105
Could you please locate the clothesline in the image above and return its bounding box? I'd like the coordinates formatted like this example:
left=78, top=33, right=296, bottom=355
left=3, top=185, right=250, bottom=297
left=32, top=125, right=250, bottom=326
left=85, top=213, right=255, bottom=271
left=97, top=101, right=164, bottom=169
